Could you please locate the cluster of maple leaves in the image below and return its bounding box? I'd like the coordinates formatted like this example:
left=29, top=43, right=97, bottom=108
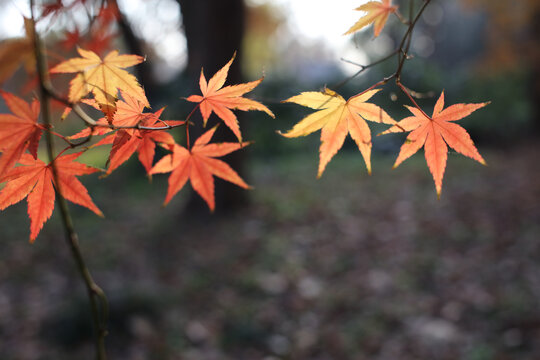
left=281, top=0, right=488, bottom=193
left=0, top=0, right=488, bottom=242
left=0, top=47, right=272, bottom=242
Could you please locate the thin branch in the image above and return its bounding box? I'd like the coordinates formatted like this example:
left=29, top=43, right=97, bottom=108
left=30, top=2, right=108, bottom=359
left=45, top=88, right=185, bottom=131
left=328, top=0, right=431, bottom=98
left=395, top=0, right=431, bottom=81
left=331, top=49, right=399, bottom=90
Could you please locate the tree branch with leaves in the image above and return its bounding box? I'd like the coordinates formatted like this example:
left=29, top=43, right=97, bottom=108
left=0, top=0, right=490, bottom=358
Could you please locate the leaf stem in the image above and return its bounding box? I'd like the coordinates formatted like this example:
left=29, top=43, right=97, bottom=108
left=396, top=80, right=431, bottom=119
left=183, top=103, right=201, bottom=150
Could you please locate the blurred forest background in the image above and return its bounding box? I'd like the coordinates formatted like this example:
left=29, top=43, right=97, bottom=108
left=0, top=0, right=539, bottom=359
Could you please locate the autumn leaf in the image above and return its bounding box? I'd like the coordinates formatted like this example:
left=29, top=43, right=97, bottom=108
left=0, top=91, right=44, bottom=176
left=150, top=126, right=250, bottom=211
left=281, top=88, right=395, bottom=177
left=50, top=48, right=149, bottom=122
left=380, top=91, right=489, bottom=197
left=66, top=93, right=149, bottom=141
left=68, top=93, right=182, bottom=175
left=185, top=52, right=274, bottom=141
left=106, top=108, right=180, bottom=175
left=344, top=0, right=398, bottom=37
left=0, top=152, right=103, bottom=242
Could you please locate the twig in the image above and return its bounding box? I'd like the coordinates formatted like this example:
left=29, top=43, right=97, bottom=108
left=45, top=88, right=186, bottom=131
left=331, top=49, right=399, bottom=90
left=395, top=0, right=431, bottom=81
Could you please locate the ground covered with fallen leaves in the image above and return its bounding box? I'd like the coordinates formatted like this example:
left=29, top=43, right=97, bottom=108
left=1, top=141, right=539, bottom=360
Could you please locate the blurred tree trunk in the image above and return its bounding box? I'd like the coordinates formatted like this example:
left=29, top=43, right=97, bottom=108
left=177, top=0, right=248, bottom=212
left=111, top=0, right=157, bottom=98
left=531, top=8, right=540, bottom=135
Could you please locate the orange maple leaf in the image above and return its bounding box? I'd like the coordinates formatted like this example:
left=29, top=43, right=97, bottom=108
left=185, top=53, right=274, bottom=141
left=150, top=126, right=250, bottom=211
left=380, top=91, right=489, bottom=197
left=344, top=0, right=398, bottom=37
left=106, top=108, right=181, bottom=175
left=50, top=48, right=148, bottom=122
left=0, top=91, right=44, bottom=176
left=281, top=88, right=395, bottom=177
left=67, top=93, right=152, bottom=140
left=0, top=152, right=103, bottom=242
left=69, top=93, right=182, bottom=175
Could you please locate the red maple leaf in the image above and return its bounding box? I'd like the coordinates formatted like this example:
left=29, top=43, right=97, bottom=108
left=0, top=152, right=103, bottom=242
left=0, top=91, right=44, bottom=176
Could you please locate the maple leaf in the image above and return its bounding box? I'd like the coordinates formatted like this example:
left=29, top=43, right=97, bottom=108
left=50, top=48, right=149, bottom=122
left=68, top=93, right=182, bottom=175
left=0, top=91, right=43, bottom=176
left=66, top=93, right=148, bottom=140
left=344, top=0, right=398, bottom=37
left=150, top=126, right=250, bottom=211
left=380, top=91, right=489, bottom=197
left=185, top=53, right=274, bottom=141
left=281, top=88, right=395, bottom=177
left=69, top=91, right=154, bottom=137
left=0, top=152, right=103, bottom=242
left=105, top=108, right=180, bottom=175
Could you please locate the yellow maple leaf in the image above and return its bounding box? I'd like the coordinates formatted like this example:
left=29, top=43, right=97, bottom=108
left=50, top=48, right=149, bottom=122
left=344, top=0, right=398, bottom=37
left=281, top=88, right=395, bottom=177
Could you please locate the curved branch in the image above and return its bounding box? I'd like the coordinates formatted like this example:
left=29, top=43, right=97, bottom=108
left=29, top=2, right=108, bottom=359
